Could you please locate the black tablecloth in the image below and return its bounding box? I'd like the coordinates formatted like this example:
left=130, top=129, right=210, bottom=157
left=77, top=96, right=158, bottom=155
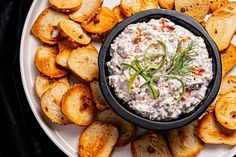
left=0, top=0, right=66, bottom=156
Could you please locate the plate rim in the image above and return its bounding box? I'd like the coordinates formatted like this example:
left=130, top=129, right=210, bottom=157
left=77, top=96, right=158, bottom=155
left=19, top=0, right=236, bottom=157
left=20, top=0, right=73, bottom=156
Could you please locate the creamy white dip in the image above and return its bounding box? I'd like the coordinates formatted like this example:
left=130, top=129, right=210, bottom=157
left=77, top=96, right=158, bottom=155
left=108, top=18, right=213, bottom=120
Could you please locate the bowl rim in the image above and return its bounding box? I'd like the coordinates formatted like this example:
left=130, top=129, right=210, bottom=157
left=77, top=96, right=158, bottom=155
left=98, top=9, right=222, bottom=130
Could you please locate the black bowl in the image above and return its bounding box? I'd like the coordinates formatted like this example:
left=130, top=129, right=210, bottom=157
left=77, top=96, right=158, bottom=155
left=98, top=9, right=222, bottom=130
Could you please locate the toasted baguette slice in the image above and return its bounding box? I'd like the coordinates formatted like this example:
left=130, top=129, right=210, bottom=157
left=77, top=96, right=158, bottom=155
left=69, top=0, right=103, bottom=23
left=58, top=19, right=91, bottom=45
left=207, top=75, right=236, bottom=112
left=79, top=122, right=119, bottom=157
left=35, top=75, right=70, bottom=98
left=86, top=43, right=97, bottom=51
left=81, top=7, right=118, bottom=35
left=215, top=92, right=236, bottom=130
left=120, top=0, right=159, bottom=17
left=220, top=76, right=236, bottom=95
left=198, top=112, right=236, bottom=145
left=205, top=12, right=236, bottom=51
left=175, top=0, right=209, bottom=22
left=131, top=132, right=171, bottom=157
left=56, top=41, right=74, bottom=68
left=112, top=6, right=127, bottom=22
left=41, top=83, right=71, bottom=125
left=90, top=80, right=109, bottom=111
left=167, top=121, right=204, bottom=157
left=31, top=8, right=68, bottom=45
left=35, top=45, right=68, bottom=78
left=61, top=83, right=95, bottom=126
left=68, top=47, right=98, bottom=82
left=159, top=0, right=175, bottom=9
left=97, top=109, right=136, bottom=146
left=48, top=0, right=82, bottom=13
left=219, top=2, right=236, bottom=14
left=209, top=0, right=228, bottom=13
left=221, top=44, right=236, bottom=77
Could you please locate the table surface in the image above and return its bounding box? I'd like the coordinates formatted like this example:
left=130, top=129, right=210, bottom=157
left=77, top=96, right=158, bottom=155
left=0, top=0, right=66, bottom=156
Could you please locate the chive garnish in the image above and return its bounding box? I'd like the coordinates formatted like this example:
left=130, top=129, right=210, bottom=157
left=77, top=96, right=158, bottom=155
left=121, top=40, right=196, bottom=101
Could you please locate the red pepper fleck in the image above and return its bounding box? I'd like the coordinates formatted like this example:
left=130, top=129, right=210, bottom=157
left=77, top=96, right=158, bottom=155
left=183, top=91, right=191, bottom=99
left=165, top=25, right=175, bottom=31
left=160, top=19, right=175, bottom=31
left=191, top=67, right=205, bottom=76
left=160, top=18, right=166, bottom=26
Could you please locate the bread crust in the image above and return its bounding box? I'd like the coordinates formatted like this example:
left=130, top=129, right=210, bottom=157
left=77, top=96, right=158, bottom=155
left=79, top=122, right=119, bottom=157
left=48, top=0, right=82, bottom=13
left=215, top=92, right=236, bottom=130
left=120, top=0, right=159, bottom=17
left=175, top=0, right=209, bottom=22
left=61, top=83, right=96, bottom=126
left=167, top=121, right=204, bottom=157
left=35, top=45, right=68, bottom=78
left=198, top=112, right=236, bottom=145
left=41, top=82, right=71, bottom=125
left=69, top=0, right=103, bottom=23
left=81, top=7, right=118, bottom=35
left=35, top=75, right=70, bottom=98
left=68, top=47, right=98, bottom=82
left=97, top=108, right=136, bottom=146
left=131, top=132, right=171, bottom=157
left=31, top=7, right=69, bottom=45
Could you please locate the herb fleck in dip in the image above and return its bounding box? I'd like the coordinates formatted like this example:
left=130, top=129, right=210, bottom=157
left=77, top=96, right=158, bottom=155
left=107, top=18, right=213, bottom=120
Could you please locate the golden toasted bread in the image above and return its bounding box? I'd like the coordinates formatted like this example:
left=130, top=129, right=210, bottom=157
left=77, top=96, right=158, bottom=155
left=86, top=43, right=97, bottom=51
left=120, top=0, right=159, bottom=17
left=48, top=0, right=82, bottom=13
left=221, top=44, right=236, bottom=77
left=35, top=75, right=70, bottom=98
left=205, top=12, right=236, bottom=51
left=198, top=112, right=236, bottom=145
left=35, top=45, right=68, bottom=78
left=175, top=0, right=209, bottom=22
left=79, top=122, right=119, bottom=157
left=207, top=75, right=236, bottom=112
left=209, top=0, right=228, bottom=13
left=31, top=8, right=68, bottom=45
left=131, top=132, right=171, bottom=157
left=90, top=80, right=109, bottom=111
left=220, top=76, right=236, bottom=95
left=56, top=41, right=73, bottom=68
left=159, top=0, right=175, bottom=9
left=215, top=92, right=236, bottom=130
left=58, top=19, right=91, bottom=45
left=112, top=6, right=127, bottom=22
left=81, top=7, right=118, bottom=35
left=97, top=109, right=136, bottom=146
left=41, top=82, right=71, bottom=125
left=219, top=2, right=236, bottom=14
left=167, top=121, right=204, bottom=157
left=68, top=47, right=98, bottom=82
left=69, top=0, right=103, bottom=23
left=61, top=83, right=95, bottom=126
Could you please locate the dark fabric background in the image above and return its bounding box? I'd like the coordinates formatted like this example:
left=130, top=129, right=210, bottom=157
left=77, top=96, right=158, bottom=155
left=0, top=0, right=66, bottom=156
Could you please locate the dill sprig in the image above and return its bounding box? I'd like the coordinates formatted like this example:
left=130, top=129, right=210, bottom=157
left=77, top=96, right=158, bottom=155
left=168, top=41, right=196, bottom=76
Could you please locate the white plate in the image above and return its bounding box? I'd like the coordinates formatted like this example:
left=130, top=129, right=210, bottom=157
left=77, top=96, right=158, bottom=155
left=20, top=0, right=236, bottom=156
